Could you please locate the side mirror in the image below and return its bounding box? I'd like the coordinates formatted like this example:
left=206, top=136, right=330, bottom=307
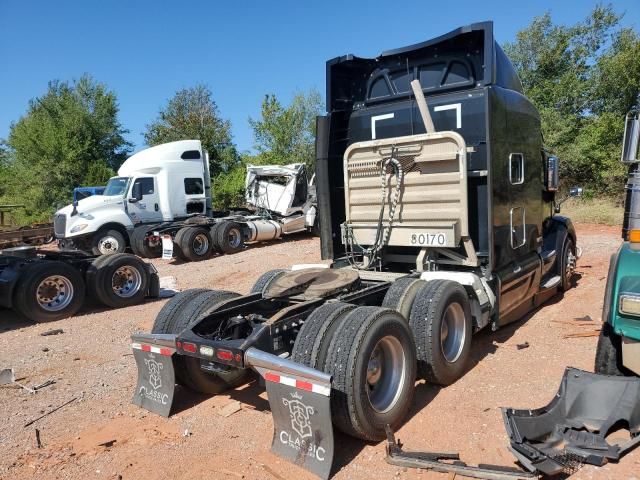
left=554, top=185, right=583, bottom=214
left=622, top=111, right=640, bottom=164
left=569, top=186, right=583, bottom=197
left=545, top=155, right=559, bottom=192
left=129, top=182, right=142, bottom=203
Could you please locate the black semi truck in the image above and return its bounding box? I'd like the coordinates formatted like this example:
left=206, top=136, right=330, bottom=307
left=130, top=22, right=581, bottom=478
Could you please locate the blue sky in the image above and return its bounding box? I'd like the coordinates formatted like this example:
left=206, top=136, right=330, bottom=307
left=1, top=1, right=639, bottom=154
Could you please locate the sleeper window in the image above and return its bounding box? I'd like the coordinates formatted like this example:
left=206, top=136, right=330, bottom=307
left=509, top=153, right=524, bottom=185
left=184, top=178, right=204, bottom=195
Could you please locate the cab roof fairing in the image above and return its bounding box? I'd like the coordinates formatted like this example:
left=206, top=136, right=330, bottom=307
left=325, top=21, right=523, bottom=114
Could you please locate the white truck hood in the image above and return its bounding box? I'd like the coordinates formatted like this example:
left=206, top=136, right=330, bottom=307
left=56, top=194, right=124, bottom=217
left=245, top=163, right=306, bottom=216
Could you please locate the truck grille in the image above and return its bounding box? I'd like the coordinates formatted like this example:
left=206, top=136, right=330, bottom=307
left=54, top=214, right=66, bottom=237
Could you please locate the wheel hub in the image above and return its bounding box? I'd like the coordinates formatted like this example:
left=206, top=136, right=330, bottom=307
left=192, top=233, right=209, bottom=256
left=112, top=266, right=142, bottom=298
left=36, top=275, right=74, bottom=312
left=99, top=236, right=119, bottom=254
left=228, top=228, right=241, bottom=248
left=365, top=336, right=406, bottom=414
left=440, top=302, right=466, bottom=363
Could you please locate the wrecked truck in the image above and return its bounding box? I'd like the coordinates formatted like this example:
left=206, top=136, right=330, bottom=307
left=129, top=21, right=581, bottom=478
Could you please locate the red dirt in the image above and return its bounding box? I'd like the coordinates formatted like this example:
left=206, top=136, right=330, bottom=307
left=0, top=225, right=636, bottom=480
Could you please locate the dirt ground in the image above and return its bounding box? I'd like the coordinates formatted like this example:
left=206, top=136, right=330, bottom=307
left=1, top=224, right=639, bottom=480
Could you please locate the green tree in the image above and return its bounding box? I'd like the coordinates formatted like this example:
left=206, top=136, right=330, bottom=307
left=144, top=84, right=235, bottom=176
left=3, top=75, right=130, bottom=223
left=504, top=5, right=640, bottom=196
left=249, top=90, right=323, bottom=171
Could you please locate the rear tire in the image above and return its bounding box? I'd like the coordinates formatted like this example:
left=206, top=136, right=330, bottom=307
left=91, top=229, right=126, bottom=256
left=14, top=261, right=85, bottom=322
left=291, top=302, right=356, bottom=369
left=409, top=280, right=472, bottom=385
left=382, top=277, right=426, bottom=320
left=174, top=227, right=212, bottom=262
left=130, top=225, right=161, bottom=259
left=595, top=323, right=630, bottom=376
left=323, top=306, right=416, bottom=441
left=216, top=221, right=244, bottom=254
left=250, top=269, right=286, bottom=295
left=87, top=253, right=149, bottom=308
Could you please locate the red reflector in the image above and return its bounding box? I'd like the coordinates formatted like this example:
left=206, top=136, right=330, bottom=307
left=141, top=344, right=151, bottom=352
left=235, top=353, right=242, bottom=363
left=264, top=372, right=280, bottom=383
left=216, top=349, right=234, bottom=361
left=296, top=380, right=313, bottom=392
left=182, top=342, right=197, bottom=353
left=159, top=348, right=172, bottom=356
left=176, top=341, right=182, bottom=349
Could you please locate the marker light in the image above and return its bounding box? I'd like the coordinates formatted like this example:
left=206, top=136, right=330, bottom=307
left=199, top=345, right=214, bottom=357
left=182, top=342, right=197, bottom=353
left=620, top=294, right=640, bottom=317
left=216, top=350, right=234, bottom=361
left=629, top=230, right=640, bottom=244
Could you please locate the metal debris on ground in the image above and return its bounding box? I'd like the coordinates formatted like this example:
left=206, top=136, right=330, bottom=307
left=97, top=439, right=116, bottom=448
left=35, top=428, right=42, bottom=448
left=216, top=400, right=242, bottom=418
left=384, top=425, right=536, bottom=480
left=40, top=328, right=64, bottom=336
left=24, top=397, right=77, bottom=427
left=573, top=315, right=593, bottom=321
left=516, top=342, right=530, bottom=350
left=158, top=276, right=178, bottom=298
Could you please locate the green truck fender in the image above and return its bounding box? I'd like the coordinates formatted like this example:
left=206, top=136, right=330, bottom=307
left=603, top=242, right=640, bottom=341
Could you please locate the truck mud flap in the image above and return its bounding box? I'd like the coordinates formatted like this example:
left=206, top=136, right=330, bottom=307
left=130, top=334, right=178, bottom=417
left=503, top=367, right=640, bottom=476
left=246, top=347, right=334, bottom=480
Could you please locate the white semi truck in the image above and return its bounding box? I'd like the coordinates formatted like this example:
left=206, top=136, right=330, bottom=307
left=54, top=140, right=317, bottom=261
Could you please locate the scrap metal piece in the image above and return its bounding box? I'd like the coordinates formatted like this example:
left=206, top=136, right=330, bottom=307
left=384, top=426, right=536, bottom=480
left=0, top=368, right=35, bottom=393
left=503, top=367, right=640, bottom=476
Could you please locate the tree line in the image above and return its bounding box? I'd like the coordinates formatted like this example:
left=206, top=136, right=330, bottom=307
left=1, top=4, right=638, bottom=226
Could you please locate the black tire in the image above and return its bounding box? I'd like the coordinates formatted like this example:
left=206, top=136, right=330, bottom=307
left=250, top=269, right=286, bottom=295
left=216, top=221, right=244, bottom=254
left=595, top=323, right=631, bottom=376
left=130, top=226, right=161, bottom=259
left=14, top=261, right=85, bottom=322
left=148, top=273, right=160, bottom=298
left=382, top=277, right=426, bottom=320
left=560, top=237, right=576, bottom=292
left=151, top=288, right=212, bottom=387
left=173, top=290, right=249, bottom=394
left=291, top=302, right=356, bottom=369
left=209, top=223, right=224, bottom=253
left=91, top=228, right=126, bottom=256
left=87, top=253, right=149, bottom=308
left=152, top=288, right=210, bottom=334
left=174, top=227, right=212, bottom=262
left=323, top=306, right=416, bottom=441
left=409, top=280, right=472, bottom=385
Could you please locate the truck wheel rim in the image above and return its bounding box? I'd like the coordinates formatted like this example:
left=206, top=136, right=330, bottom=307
left=112, top=266, right=142, bottom=298
left=227, top=228, right=241, bottom=248
left=441, top=303, right=466, bottom=363
left=565, top=247, right=576, bottom=282
left=99, top=236, right=120, bottom=254
left=366, top=335, right=406, bottom=413
left=192, top=233, right=209, bottom=256
left=36, top=276, right=74, bottom=312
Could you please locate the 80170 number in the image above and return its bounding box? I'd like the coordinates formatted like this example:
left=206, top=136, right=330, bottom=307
left=410, top=232, right=446, bottom=246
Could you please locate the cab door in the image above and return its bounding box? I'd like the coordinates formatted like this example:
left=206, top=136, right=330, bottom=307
left=128, top=177, right=162, bottom=224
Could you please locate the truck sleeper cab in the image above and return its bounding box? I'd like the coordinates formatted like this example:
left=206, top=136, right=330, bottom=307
left=130, top=22, right=579, bottom=478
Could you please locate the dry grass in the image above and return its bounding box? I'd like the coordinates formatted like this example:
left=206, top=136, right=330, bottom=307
left=562, top=197, right=624, bottom=226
